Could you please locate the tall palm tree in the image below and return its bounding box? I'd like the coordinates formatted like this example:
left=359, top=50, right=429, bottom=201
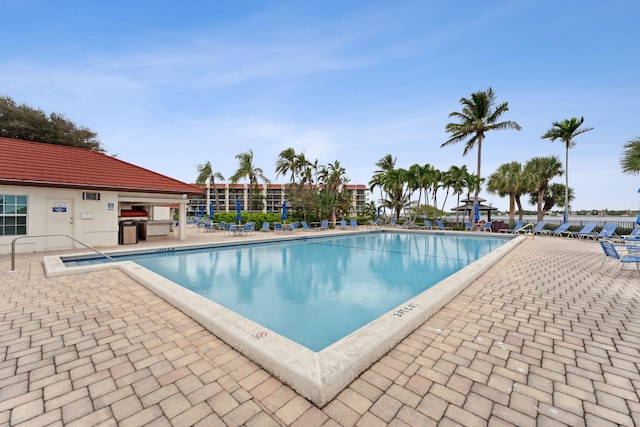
left=381, top=168, right=411, bottom=220
left=369, top=154, right=396, bottom=217
left=486, top=161, right=525, bottom=225
left=229, top=149, right=271, bottom=212
left=275, top=147, right=297, bottom=183
left=196, top=161, right=225, bottom=217
left=442, top=87, right=521, bottom=201
left=541, top=117, right=593, bottom=222
left=524, top=156, right=563, bottom=221
left=447, top=165, right=471, bottom=225
left=621, top=136, right=640, bottom=175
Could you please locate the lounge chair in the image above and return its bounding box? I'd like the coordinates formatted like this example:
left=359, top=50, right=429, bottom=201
left=500, top=220, right=525, bottom=233
left=349, top=219, right=358, bottom=230
left=479, top=222, right=492, bottom=232
left=301, top=221, right=312, bottom=231
left=622, top=228, right=640, bottom=241
left=527, top=221, right=547, bottom=235
left=464, top=222, right=475, bottom=231
left=538, top=222, right=570, bottom=237
left=389, top=218, right=398, bottom=227
left=273, top=222, right=283, bottom=232
left=423, top=220, right=434, bottom=230
left=588, top=223, right=617, bottom=240
left=260, top=222, right=271, bottom=232
left=339, top=220, right=347, bottom=229
left=436, top=221, right=453, bottom=231
left=569, top=222, right=597, bottom=239
left=319, top=220, right=329, bottom=230
left=599, top=240, right=640, bottom=273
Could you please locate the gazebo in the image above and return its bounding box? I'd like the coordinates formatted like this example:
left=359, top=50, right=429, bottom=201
left=451, top=197, right=499, bottom=222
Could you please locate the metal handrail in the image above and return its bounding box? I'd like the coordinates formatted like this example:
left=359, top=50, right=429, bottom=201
left=11, top=234, right=117, bottom=271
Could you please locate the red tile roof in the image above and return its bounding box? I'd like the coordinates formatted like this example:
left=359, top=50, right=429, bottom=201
left=0, top=137, right=203, bottom=195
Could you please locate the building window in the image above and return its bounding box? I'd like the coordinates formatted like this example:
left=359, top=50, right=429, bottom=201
left=0, top=195, right=28, bottom=236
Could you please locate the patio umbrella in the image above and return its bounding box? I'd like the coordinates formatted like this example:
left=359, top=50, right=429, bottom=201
left=235, top=198, right=242, bottom=223
left=377, top=205, right=381, bottom=219
left=281, top=200, right=287, bottom=222
left=209, top=202, right=214, bottom=220
left=474, top=202, right=480, bottom=222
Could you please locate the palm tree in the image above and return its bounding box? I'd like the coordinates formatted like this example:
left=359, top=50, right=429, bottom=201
left=447, top=165, right=471, bottom=225
left=524, top=156, right=563, bottom=221
left=486, top=161, right=525, bottom=225
left=275, top=147, right=297, bottom=183
left=229, top=149, right=271, bottom=212
left=528, top=183, right=574, bottom=218
left=442, top=87, right=521, bottom=201
left=381, top=168, right=411, bottom=220
left=196, top=161, right=225, bottom=217
left=541, top=117, right=593, bottom=222
left=621, top=136, right=640, bottom=175
left=369, top=154, right=396, bottom=217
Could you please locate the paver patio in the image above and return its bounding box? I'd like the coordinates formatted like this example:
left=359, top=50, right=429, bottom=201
left=1, top=231, right=639, bottom=426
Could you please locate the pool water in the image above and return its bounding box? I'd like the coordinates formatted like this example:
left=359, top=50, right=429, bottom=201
left=70, top=232, right=509, bottom=351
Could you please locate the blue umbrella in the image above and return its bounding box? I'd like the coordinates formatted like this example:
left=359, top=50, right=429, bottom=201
left=281, top=200, right=287, bottom=222
left=473, top=202, right=480, bottom=222
left=377, top=205, right=381, bottom=219
left=235, top=198, right=242, bottom=223
left=209, top=202, right=214, bottom=220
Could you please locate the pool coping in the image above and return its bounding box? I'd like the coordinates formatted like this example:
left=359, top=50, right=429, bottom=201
left=43, top=230, right=525, bottom=407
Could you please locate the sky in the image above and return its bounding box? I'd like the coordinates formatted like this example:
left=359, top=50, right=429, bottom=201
left=2, top=0, right=639, bottom=212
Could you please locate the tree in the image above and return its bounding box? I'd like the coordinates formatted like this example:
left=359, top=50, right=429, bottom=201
left=369, top=154, right=396, bottom=218
left=541, top=117, right=593, bottom=221
left=381, top=168, right=411, bottom=220
left=621, top=136, right=640, bottom=175
left=442, top=87, right=521, bottom=201
left=528, top=183, right=574, bottom=217
left=229, top=149, right=271, bottom=211
left=524, top=156, right=564, bottom=221
left=0, top=95, right=103, bottom=151
left=196, top=161, right=225, bottom=217
left=275, top=147, right=297, bottom=183
left=486, top=161, right=526, bottom=225
left=447, top=165, right=471, bottom=225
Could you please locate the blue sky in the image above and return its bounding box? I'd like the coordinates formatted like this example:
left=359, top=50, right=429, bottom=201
left=2, top=0, right=639, bottom=212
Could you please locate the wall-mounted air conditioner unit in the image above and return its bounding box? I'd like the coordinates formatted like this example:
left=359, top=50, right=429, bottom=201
left=82, top=192, right=101, bottom=201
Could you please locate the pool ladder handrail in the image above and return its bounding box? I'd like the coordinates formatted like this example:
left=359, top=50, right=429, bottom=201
left=11, top=233, right=117, bottom=272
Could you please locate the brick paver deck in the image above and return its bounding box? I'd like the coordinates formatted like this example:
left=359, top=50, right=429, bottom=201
left=1, top=232, right=639, bottom=426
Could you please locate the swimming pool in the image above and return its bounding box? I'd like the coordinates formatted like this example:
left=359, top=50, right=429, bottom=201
left=67, top=232, right=509, bottom=352
left=47, top=229, right=523, bottom=406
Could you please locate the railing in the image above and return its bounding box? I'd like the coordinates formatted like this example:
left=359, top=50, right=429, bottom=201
left=11, top=234, right=117, bottom=272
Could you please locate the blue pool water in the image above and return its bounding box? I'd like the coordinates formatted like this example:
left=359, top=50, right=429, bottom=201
left=69, top=232, right=510, bottom=351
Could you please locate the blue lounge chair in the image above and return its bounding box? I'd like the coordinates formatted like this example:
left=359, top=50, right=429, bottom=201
left=623, top=228, right=640, bottom=241
left=367, top=219, right=381, bottom=229
left=436, top=220, right=453, bottom=231
left=301, top=221, right=312, bottom=231
left=389, top=218, right=398, bottom=227
left=260, top=222, right=271, bottom=232
left=319, top=220, right=329, bottom=230
left=570, top=222, right=597, bottom=239
left=589, top=223, right=617, bottom=240
left=500, top=220, right=525, bottom=234
left=273, top=222, right=283, bottom=232
left=339, top=220, right=347, bottom=229
left=599, top=241, right=640, bottom=272
left=539, top=222, right=570, bottom=237
left=423, top=220, right=433, bottom=229
left=464, top=222, right=474, bottom=231
left=528, top=221, right=547, bottom=235
left=349, top=219, right=358, bottom=229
